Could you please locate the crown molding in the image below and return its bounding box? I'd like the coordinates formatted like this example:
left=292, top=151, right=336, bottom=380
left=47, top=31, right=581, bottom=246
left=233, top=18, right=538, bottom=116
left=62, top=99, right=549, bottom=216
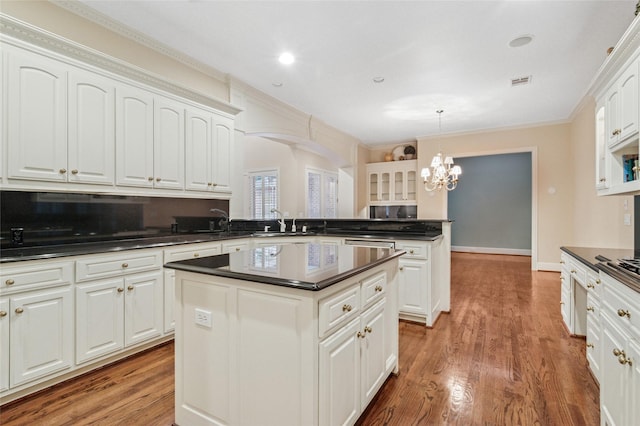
left=0, top=13, right=241, bottom=115
left=51, top=0, right=228, bottom=83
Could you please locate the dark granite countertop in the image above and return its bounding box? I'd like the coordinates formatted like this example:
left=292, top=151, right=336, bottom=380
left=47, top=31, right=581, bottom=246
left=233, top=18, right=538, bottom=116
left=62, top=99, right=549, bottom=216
left=560, top=246, right=635, bottom=271
left=561, top=246, right=638, bottom=293
left=1, top=227, right=443, bottom=263
left=165, top=242, right=406, bottom=291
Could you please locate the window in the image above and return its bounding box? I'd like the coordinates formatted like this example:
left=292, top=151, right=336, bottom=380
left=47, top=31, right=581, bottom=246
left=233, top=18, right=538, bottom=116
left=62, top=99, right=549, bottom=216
left=248, top=170, right=278, bottom=219
left=306, top=168, right=338, bottom=218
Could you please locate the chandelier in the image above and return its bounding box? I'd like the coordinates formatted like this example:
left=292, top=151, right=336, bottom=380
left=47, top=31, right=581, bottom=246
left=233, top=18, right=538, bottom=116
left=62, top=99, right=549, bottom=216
left=420, top=110, right=462, bottom=191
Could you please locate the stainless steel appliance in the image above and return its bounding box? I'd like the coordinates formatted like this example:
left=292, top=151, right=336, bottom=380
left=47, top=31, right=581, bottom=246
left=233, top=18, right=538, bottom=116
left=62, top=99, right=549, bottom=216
left=369, top=205, right=417, bottom=219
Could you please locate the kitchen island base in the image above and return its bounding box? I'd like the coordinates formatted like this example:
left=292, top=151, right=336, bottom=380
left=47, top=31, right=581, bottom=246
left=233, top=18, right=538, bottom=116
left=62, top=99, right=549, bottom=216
left=172, top=255, right=400, bottom=426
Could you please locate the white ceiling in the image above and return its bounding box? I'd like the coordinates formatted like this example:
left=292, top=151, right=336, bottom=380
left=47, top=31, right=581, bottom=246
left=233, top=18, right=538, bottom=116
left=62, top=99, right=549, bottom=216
left=69, top=0, right=637, bottom=145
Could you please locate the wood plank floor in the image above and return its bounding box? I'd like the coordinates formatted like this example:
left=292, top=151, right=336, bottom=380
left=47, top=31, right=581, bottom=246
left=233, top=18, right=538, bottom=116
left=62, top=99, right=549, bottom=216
left=0, top=252, right=599, bottom=425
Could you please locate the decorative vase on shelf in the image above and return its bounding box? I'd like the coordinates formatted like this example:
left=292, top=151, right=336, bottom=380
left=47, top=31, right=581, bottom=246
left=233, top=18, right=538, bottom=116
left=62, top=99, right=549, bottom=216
left=384, top=152, right=393, bottom=162
left=404, top=145, right=416, bottom=160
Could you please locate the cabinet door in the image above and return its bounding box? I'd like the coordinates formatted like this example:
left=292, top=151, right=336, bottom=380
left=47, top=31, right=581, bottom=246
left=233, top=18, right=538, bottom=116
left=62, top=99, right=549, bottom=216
left=68, top=69, right=115, bottom=185
left=211, top=114, right=233, bottom=193
left=7, top=50, right=68, bottom=182
left=398, top=258, right=427, bottom=316
left=124, top=270, right=163, bottom=346
left=0, top=298, right=9, bottom=393
left=600, top=314, right=629, bottom=426
left=154, top=97, right=185, bottom=190
left=595, top=102, right=609, bottom=189
left=163, top=269, right=175, bottom=333
left=75, top=278, right=124, bottom=364
left=185, top=107, right=212, bottom=192
left=629, top=339, right=640, bottom=426
left=319, top=318, right=361, bottom=426
left=10, top=287, right=73, bottom=388
left=605, top=85, right=620, bottom=148
left=360, top=299, right=387, bottom=409
left=115, top=85, right=154, bottom=188
left=368, top=171, right=379, bottom=203
left=618, top=60, right=638, bottom=142
left=405, top=169, right=417, bottom=201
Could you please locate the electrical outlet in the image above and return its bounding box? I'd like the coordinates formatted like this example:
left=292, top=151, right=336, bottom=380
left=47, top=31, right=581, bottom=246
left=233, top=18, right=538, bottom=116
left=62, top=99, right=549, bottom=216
left=624, top=213, right=632, bottom=226
left=10, top=228, right=24, bottom=246
left=194, top=308, right=212, bottom=328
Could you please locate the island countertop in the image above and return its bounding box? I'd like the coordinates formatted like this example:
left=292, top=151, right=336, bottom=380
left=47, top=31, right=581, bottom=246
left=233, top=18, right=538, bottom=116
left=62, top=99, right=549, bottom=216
left=164, top=242, right=406, bottom=291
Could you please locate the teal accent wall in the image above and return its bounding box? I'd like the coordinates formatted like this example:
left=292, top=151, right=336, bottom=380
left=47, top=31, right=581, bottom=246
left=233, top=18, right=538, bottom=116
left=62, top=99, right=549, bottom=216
left=447, top=152, right=532, bottom=250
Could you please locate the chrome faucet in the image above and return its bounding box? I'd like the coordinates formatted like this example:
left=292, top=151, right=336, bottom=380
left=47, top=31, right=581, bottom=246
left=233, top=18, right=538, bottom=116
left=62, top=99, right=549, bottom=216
left=270, top=208, right=286, bottom=232
left=210, top=209, right=230, bottom=233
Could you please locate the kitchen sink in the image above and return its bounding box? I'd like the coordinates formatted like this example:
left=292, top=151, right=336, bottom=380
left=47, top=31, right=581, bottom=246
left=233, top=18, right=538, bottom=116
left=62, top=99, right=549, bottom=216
left=250, top=232, right=316, bottom=238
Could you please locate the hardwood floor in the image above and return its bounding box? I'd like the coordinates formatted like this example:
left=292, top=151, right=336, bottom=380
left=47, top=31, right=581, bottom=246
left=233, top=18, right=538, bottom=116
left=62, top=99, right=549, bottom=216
left=0, top=252, right=599, bottom=425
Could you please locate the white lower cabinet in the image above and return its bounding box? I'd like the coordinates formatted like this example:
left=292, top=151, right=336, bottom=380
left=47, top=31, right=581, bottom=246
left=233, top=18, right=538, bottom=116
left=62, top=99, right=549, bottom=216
left=75, top=270, right=163, bottom=364
left=0, top=298, right=9, bottom=393
left=4, top=286, right=73, bottom=388
left=398, top=258, right=428, bottom=321
left=599, top=271, right=640, bottom=426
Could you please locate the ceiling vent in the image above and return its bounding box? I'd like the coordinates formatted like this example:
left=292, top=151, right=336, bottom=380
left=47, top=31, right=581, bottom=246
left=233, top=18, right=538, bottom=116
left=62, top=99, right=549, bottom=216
left=511, top=76, right=532, bottom=87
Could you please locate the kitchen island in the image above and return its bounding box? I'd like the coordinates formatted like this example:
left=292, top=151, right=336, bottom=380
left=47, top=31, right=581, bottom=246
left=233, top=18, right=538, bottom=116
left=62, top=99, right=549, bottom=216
left=165, top=242, right=405, bottom=426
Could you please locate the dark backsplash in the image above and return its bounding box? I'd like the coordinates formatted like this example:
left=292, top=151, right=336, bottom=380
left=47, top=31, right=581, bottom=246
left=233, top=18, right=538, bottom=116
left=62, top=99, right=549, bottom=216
left=0, top=191, right=229, bottom=249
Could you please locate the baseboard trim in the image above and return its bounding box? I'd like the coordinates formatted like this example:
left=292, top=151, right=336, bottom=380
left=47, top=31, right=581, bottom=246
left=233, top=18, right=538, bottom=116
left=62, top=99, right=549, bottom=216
left=537, top=262, right=561, bottom=272
left=452, top=246, right=532, bottom=256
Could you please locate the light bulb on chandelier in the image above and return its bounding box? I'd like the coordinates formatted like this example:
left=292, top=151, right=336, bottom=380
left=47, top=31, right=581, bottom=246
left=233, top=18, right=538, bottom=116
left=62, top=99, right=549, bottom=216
left=420, top=110, right=461, bottom=191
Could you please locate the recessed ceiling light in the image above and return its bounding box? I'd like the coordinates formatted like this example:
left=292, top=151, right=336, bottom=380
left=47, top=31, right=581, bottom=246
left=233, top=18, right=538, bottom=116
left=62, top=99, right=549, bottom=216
left=509, top=35, right=534, bottom=48
left=373, top=77, right=385, bottom=83
left=272, top=82, right=283, bottom=87
left=278, top=52, right=295, bottom=65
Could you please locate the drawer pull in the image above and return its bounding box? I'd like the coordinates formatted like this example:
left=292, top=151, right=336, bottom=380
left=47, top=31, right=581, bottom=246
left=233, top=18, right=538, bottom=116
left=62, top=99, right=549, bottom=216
left=596, top=279, right=601, bottom=285
left=15, top=307, right=23, bottom=314
left=617, top=309, right=631, bottom=319
left=235, top=248, right=241, bottom=252
left=364, top=326, right=372, bottom=334
left=342, top=304, right=352, bottom=313
left=0, top=311, right=6, bottom=317
left=560, top=276, right=565, bottom=281
left=409, top=249, right=414, bottom=254
left=560, top=260, right=565, bottom=264
left=117, top=288, right=124, bottom=293
left=122, top=263, right=129, bottom=268
left=587, top=283, right=594, bottom=289
left=156, top=177, right=161, bottom=182
left=374, top=285, right=383, bottom=292
left=570, top=269, right=577, bottom=274
left=71, top=169, right=78, bottom=175
left=148, top=177, right=154, bottom=181
left=612, top=128, right=621, bottom=136
left=560, top=301, right=564, bottom=305
left=59, top=168, right=67, bottom=174
left=586, top=343, right=594, bottom=349
left=5, top=279, right=15, bottom=285
left=587, top=306, right=594, bottom=312
left=193, top=253, right=200, bottom=258
left=127, top=285, right=134, bottom=291
left=357, top=331, right=365, bottom=339
left=399, top=266, right=404, bottom=271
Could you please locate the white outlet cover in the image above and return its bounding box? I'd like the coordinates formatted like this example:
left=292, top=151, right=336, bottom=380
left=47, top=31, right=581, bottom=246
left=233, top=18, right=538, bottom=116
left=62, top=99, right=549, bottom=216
left=195, top=308, right=212, bottom=328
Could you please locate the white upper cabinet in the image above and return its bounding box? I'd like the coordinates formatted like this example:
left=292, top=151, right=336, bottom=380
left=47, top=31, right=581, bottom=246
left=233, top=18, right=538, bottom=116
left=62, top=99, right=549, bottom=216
left=68, top=69, right=115, bottom=185
left=185, top=107, right=234, bottom=194
left=6, top=49, right=68, bottom=182
left=590, top=19, right=640, bottom=196
left=115, top=84, right=154, bottom=188
left=367, top=160, right=417, bottom=205
left=211, top=114, right=233, bottom=194
left=153, top=97, right=185, bottom=190
left=2, top=34, right=237, bottom=197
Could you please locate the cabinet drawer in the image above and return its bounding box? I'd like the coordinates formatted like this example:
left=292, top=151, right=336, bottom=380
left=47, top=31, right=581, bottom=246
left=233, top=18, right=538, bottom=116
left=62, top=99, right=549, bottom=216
left=319, top=286, right=360, bottom=338
left=361, top=271, right=386, bottom=310
left=395, top=241, right=428, bottom=260
left=568, top=259, right=587, bottom=287
left=601, top=272, right=640, bottom=334
left=0, top=260, right=73, bottom=294
left=76, top=250, right=162, bottom=282
left=164, top=243, right=222, bottom=262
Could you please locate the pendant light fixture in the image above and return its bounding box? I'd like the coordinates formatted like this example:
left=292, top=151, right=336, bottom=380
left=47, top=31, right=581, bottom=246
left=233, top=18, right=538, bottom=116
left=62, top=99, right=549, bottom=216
left=420, top=109, right=462, bottom=191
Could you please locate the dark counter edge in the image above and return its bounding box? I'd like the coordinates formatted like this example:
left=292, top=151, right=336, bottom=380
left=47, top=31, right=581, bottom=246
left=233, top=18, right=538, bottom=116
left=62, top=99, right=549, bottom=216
left=1, top=228, right=445, bottom=263
left=165, top=249, right=407, bottom=292
left=560, top=246, right=639, bottom=293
